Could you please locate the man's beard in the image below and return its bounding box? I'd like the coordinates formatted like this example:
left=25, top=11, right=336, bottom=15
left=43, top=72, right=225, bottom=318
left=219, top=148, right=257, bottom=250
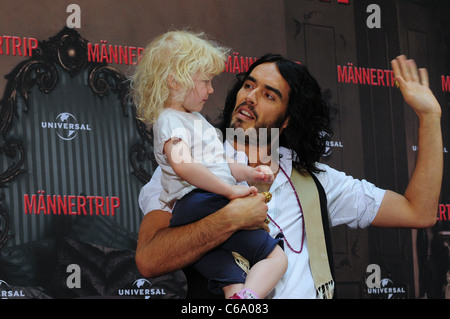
left=229, top=103, right=287, bottom=147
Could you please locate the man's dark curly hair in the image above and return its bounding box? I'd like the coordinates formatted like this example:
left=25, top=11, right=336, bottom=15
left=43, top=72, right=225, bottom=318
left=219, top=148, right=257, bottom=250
left=219, top=54, right=332, bottom=173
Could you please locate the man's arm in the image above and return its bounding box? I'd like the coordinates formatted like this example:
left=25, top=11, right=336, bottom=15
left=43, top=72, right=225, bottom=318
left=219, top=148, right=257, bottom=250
left=372, top=55, right=442, bottom=228
left=135, top=193, right=269, bottom=278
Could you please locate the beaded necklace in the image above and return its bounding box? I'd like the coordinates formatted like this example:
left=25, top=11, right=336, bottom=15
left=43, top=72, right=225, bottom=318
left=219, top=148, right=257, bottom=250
left=266, top=165, right=305, bottom=254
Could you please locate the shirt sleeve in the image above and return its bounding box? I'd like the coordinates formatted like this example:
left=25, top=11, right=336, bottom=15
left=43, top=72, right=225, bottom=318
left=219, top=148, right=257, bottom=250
left=138, top=166, right=172, bottom=215
left=314, top=163, right=386, bottom=229
left=153, top=110, right=192, bottom=157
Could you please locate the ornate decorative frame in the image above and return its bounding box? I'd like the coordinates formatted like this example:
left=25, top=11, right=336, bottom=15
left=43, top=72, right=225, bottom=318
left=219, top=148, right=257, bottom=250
left=0, top=27, right=154, bottom=249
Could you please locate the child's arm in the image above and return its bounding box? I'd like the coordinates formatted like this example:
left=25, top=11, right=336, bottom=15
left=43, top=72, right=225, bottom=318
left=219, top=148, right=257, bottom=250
left=164, top=138, right=257, bottom=199
left=228, top=162, right=274, bottom=183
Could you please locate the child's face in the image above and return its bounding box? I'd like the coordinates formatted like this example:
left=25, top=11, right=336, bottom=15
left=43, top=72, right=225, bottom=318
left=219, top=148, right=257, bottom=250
left=181, top=73, right=214, bottom=113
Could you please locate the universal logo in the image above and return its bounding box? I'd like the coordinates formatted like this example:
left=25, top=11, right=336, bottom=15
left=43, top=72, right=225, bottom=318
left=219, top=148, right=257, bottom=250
left=41, top=112, right=92, bottom=141
left=117, top=278, right=167, bottom=299
left=0, top=280, right=26, bottom=299
left=365, top=264, right=407, bottom=299
left=320, top=132, right=343, bottom=156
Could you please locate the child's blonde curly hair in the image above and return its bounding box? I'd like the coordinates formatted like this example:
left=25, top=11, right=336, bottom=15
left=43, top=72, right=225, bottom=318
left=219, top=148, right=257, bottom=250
left=130, top=30, right=229, bottom=125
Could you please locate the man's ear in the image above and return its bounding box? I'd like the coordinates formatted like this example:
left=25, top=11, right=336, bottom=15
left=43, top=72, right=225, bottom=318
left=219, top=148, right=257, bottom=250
left=281, top=116, right=289, bottom=130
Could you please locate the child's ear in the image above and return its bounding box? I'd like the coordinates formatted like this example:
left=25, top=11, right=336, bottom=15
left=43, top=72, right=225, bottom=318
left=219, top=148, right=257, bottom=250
left=168, top=74, right=179, bottom=90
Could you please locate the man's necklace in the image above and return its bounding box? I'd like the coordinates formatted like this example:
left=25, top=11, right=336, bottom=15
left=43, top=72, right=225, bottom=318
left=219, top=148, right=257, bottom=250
left=266, top=165, right=305, bottom=254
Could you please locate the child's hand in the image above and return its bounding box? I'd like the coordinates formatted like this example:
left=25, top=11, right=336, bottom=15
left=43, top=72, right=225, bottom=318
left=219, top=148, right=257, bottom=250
left=226, top=185, right=258, bottom=200
left=252, top=165, right=274, bottom=183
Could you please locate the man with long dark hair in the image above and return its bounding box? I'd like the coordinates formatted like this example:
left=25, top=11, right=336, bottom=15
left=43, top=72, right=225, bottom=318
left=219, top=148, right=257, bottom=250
left=219, top=54, right=332, bottom=174
left=135, top=54, right=442, bottom=298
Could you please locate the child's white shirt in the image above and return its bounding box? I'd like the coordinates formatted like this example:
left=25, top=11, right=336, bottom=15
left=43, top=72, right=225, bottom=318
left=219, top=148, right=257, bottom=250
left=153, top=108, right=236, bottom=210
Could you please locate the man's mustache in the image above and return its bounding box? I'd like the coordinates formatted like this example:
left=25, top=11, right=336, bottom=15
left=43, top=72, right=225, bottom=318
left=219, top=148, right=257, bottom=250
left=234, top=102, right=258, bottom=120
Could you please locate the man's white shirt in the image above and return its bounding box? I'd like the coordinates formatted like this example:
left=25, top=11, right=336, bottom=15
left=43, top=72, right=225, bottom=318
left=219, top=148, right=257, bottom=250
left=138, top=141, right=386, bottom=298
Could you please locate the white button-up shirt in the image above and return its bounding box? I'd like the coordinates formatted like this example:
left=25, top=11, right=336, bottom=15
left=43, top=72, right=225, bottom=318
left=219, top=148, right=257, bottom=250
left=138, top=142, right=386, bottom=299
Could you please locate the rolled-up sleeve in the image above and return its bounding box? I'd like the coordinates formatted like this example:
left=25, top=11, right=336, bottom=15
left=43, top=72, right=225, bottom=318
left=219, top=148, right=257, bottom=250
left=314, top=163, right=386, bottom=229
